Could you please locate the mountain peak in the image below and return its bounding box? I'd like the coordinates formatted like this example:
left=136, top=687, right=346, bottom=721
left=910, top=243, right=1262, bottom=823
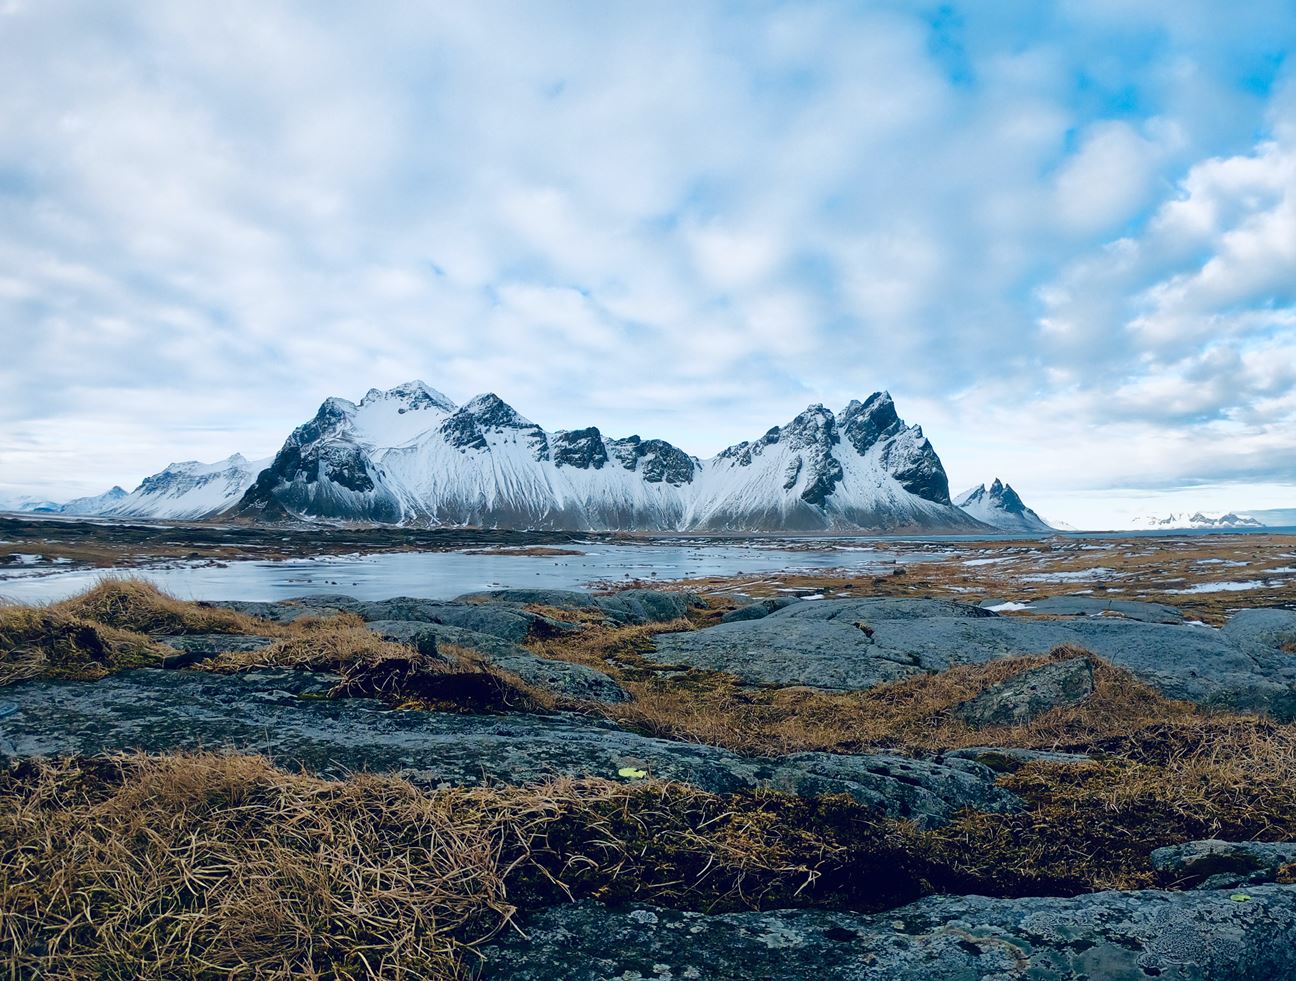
left=359, top=380, right=456, bottom=414
left=955, top=478, right=1051, bottom=532
left=461, top=393, right=535, bottom=428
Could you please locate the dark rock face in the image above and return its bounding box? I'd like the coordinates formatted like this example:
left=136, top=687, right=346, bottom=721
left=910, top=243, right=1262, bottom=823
left=442, top=395, right=550, bottom=460
left=481, top=887, right=1296, bottom=980
left=235, top=398, right=403, bottom=522
left=607, top=436, right=697, bottom=485
left=551, top=428, right=609, bottom=470
left=880, top=425, right=952, bottom=504
left=839, top=391, right=903, bottom=454
left=783, top=405, right=845, bottom=506
left=648, top=599, right=1296, bottom=716
left=953, top=658, right=1095, bottom=728
left=0, top=669, right=1011, bottom=822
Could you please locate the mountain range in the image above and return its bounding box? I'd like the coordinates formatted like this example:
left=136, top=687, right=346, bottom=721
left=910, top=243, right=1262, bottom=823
left=8, top=382, right=1052, bottom=534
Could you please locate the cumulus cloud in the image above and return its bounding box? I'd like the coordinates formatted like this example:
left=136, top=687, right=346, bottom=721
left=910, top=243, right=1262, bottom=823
left=0, top=1, right=1294, bottom=526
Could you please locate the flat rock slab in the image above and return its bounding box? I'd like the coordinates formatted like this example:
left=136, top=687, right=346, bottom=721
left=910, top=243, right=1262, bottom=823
left=1006, top=596, right=1186, bottom=624
left=649, top=601, right=1296, bottom=717
left=482, top=886, right=1296, bottom=980
left=0, top=669, right=1012, bottom=825
left=720, top=597, right=803, bottom=623
left=365, top=620, right=629, bottom=703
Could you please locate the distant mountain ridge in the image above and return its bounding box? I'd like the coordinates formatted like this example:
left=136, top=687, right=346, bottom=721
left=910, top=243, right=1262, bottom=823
left=15, top=381, right=1048, bottom=533
left=1128, top=512, right=1266, bottom=531
left=954, top=479, right=1053, bottom=532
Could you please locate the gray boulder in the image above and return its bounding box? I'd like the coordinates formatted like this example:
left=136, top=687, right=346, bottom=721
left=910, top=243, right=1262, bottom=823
left=720, top=597, right=803, bottom=623
left=953, top=658, right=1094, bottom=728
left=0, top=669, right=1013, bottom=824
left=352, top=598, right=579, bottom=643
left=594, top=588, right=700, bottom=624
left=365, top=621, right=628, bottom=703
left=1152, top=839, right=1296, bottom=889
left=203, top=595, right=363, bottom=623
left=649, top=601, right=1296, bottom=717
left=1221, top=609, right=1296, bottom=654
left=482, top=886, right=1296, bottom=980
left=943, top=746, right=1092, bottom=772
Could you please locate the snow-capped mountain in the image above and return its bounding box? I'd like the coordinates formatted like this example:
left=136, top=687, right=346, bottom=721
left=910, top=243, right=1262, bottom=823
left=56, top=486, right=128, bottom=515
left=234, top=382, right=985, bottom=532
left=955, top=479, right=1052, bottom=533
left=1128, top=512, right=1265, bottom=531
left=107, top=454, right=273, bottom=519
left=687, top=393, right=981, bottom=532
left=0, top=495, right=63, bottom=513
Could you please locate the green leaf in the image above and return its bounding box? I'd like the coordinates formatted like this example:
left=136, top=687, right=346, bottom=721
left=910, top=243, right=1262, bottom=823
left=617, top=766, right=648, bottom=779
left=1231, top=893, right=1252, bottom=902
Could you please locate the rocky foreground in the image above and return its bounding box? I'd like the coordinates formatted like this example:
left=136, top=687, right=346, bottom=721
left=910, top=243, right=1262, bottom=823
left=4, top=580, right=1296, bottom=978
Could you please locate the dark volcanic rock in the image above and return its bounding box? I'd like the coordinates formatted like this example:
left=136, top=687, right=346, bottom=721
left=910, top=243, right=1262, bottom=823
left=551, top=427, right=608, bottom=470
left=481, top=886, right=1296, bottom=980
left=0, top=669, right=1012, bottom=823
left=953, top=658, right=1095, bottom=728
left=364, top=620, right=628, bottom=703
left=454, top=588, right=601, bottom=611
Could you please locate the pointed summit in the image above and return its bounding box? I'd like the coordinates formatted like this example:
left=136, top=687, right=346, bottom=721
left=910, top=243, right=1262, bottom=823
left=955, top=478, right=1051, bottom=532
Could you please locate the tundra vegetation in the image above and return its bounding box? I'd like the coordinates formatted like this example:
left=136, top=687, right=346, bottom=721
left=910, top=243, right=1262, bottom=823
left=2, top=567, right=1296, bottom=977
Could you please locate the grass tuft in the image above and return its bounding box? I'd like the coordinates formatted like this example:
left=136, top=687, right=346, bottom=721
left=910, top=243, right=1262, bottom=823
left=54, top=577, right=269, bottom=636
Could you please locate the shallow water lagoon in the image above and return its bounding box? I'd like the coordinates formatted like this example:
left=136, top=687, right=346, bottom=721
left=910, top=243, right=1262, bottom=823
left=0, top=540, right=944, bottom=603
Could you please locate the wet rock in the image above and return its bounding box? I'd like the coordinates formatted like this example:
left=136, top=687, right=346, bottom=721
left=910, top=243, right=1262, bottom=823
left=953, top=658, right=1095, bottom=728
left=155, top=634, right=276, bottom=669
left=0, top=669, right=1013, bottom=823
left=720, top=597, right=803, bottom=623
left=1152, top=840, right=1296, bottom=889
left=364, top=621, right=628, bottom=703
left=482, top=886, right=1296, bottom=980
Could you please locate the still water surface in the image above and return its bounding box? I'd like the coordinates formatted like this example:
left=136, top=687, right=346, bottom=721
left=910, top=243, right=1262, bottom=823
left=0, top=541, right=948, bottom=603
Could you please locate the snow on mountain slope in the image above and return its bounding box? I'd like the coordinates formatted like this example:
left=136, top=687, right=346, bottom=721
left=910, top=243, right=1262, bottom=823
left=58, top=486, right=128, bottom=515
left=954, top=479, right=1052, bottom=533
left=108, top=454, right=272, bottom=519
left=686, top=393, right=980, bottom=532
left=1128, top=512, right=1265, bottom=531
left=237, top=383, right=984, bottom=532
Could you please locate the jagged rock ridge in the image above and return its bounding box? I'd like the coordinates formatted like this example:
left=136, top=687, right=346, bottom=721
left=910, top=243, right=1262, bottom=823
left=955, top=478, right=1052, bottom=532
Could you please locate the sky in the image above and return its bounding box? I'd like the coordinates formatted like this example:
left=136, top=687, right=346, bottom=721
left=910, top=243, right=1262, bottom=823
left=0, top=0, right=1294, bottom=528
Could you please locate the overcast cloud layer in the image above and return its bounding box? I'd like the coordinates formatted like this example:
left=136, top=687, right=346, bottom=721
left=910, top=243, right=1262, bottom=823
left=1, top=1, right=1293, bottom=527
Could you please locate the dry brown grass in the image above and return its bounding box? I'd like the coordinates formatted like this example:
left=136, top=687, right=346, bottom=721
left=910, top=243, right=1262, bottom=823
left=926, top=718, right=1296, bottom=894
left=0, top=605, right=169, bottom=685
left=54, top=577, right=269, bottom=636
left=0, top=752, right=912, bottom=979
left=203, top=615, right=557, bottom=713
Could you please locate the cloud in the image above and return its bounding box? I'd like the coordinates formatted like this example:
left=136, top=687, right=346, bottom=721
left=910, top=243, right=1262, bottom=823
left=0, top=1, right=1294, bottom=527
